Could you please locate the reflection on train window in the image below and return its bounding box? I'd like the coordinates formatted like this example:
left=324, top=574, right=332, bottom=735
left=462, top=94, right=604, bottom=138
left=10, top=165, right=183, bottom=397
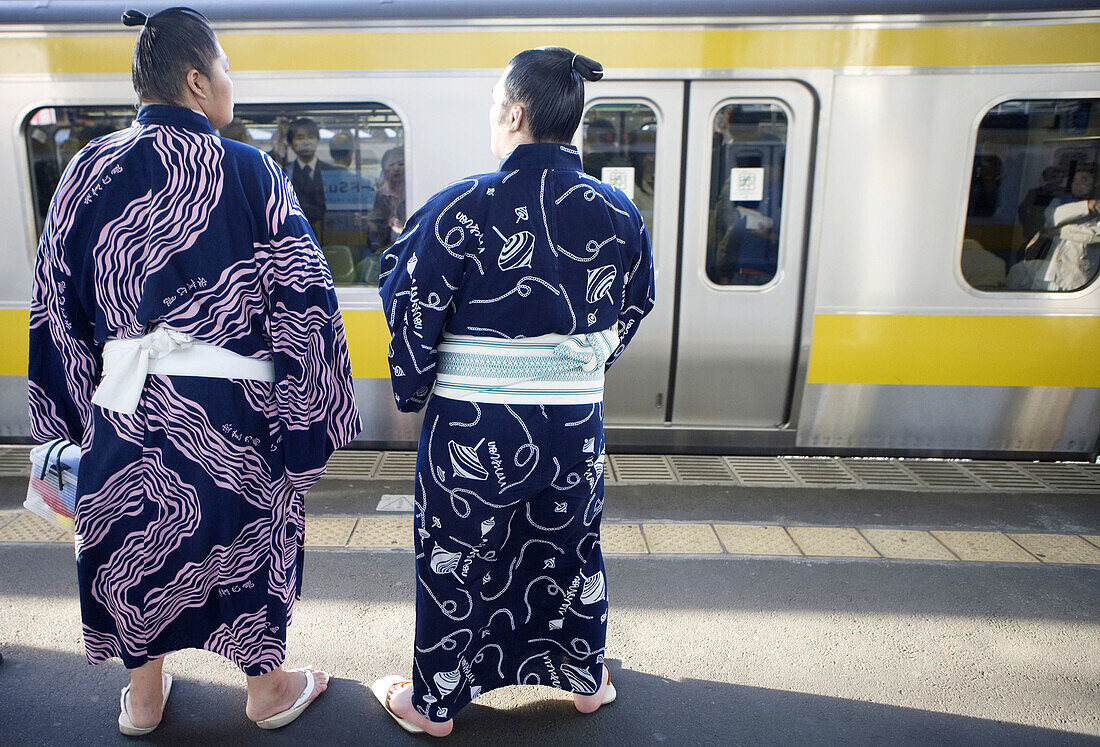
left=25, top=106, right=134, bottom=235
left=963, top=98, right=1100, bottom=292
left=581, top=103, right=657, bottom=232
left=23, top=103, right=404, bottom=287
left=706, top=102, right=787, bottom=286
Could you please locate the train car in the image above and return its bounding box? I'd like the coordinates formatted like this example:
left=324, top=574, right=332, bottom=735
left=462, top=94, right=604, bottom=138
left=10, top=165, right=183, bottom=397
left=1, top=0, right=1098, bottom=459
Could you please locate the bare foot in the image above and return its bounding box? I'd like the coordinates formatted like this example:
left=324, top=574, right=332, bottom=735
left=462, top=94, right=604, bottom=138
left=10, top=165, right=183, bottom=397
left=123, top=660, right=167, bottom=729
left=389, top=681, right=454, bottom=738
left=574, top=665, right=611, bottom=714
left=245, top=666, right=328, bottom=723
left=123, top=680, right=166, bottom=729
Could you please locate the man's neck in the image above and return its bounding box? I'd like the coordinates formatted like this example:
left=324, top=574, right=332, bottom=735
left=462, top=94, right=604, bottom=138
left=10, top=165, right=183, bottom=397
left=298, top=156, right=317, bottom=169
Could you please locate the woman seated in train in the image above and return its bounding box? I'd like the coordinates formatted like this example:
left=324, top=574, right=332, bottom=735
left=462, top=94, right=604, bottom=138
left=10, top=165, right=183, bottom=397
left=1040, top=164, right=1100, bottom=291
left=376, top=46, right=655, bottom=736
left=28, top=7, right=360, bottom=735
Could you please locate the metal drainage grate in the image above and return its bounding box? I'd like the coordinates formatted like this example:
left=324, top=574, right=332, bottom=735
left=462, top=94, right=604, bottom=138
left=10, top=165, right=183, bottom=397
left=374, top=451, right=418, bottom=480
left=668, top=455, right=734, bottom=483
left=964, top=461, right=1047, bottom=491
left=1076, top=464, right=1100, bottom=484
left=784, top=457, right=860, bottom=487
left=1019, top=463, right=1100, bottom=492
left=609, top=455, right=677, bottom=483
left=725, top=457, right=799, bottom=487
left=899, top=460, right=984, bottom=490
left=842, top=459, right=923, bottom=489
left=0, top=446, right=32, bottom=476
left=325, top=450, right=382, bottom=479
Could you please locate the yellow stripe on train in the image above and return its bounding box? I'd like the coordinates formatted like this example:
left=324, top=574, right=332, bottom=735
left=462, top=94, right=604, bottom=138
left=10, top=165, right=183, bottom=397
left=807, top=313, right=1100, bottom=388
left=5, top=309, right=1098, bottom=388
left=1, top=23, right=1098, bottom=76
left=0, top=307, right=392, bottom=379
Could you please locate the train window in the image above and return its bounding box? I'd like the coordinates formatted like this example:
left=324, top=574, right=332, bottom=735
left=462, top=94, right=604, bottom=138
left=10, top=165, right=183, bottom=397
left=706, top=102, right=787, bottom=286
left=25, top=106, right=135, bottom=235
left=963, top=98, right=1100, bottom=292
left=581, top=103, right=657, bottom=232
left=23, top=103, right=404, bottom=287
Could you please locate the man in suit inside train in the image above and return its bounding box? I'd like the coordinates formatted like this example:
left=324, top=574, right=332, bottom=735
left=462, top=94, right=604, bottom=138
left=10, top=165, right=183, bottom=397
left=285, top=117, right=340, bottom=244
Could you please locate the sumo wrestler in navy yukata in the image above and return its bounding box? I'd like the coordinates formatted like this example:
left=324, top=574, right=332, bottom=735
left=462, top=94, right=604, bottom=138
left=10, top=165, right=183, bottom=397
left=377, top=46, right=655, bottom=736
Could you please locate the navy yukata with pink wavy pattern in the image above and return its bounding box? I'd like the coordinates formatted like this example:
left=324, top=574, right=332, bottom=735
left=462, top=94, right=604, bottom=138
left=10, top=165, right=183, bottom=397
left=28, top=104, right=361, bottom=674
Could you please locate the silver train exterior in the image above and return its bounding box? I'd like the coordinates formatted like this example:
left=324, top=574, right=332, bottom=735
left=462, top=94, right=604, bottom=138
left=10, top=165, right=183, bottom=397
left=1, top=1, right=1097, bottom=458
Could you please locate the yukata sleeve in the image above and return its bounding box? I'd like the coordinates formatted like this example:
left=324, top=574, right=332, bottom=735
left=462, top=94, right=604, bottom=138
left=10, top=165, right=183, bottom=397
left=378, top=191, right=466, bottom=413
left=260, top=155, right=362, bottom=494
left=28, top=185, right=98, bottom=446
left=608, top=213, right=656, bottom=368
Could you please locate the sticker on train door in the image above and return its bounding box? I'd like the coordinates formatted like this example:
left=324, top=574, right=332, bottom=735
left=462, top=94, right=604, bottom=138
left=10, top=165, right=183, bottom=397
left=730, top=167, right=764, bottom=201
left=601, top=166, right=635, bottom=200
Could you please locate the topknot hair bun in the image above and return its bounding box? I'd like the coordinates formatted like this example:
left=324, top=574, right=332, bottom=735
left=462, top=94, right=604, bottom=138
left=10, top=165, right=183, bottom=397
left=121, top=9, right=148, bottom=27
left=572, top=53, right=604, bottom=82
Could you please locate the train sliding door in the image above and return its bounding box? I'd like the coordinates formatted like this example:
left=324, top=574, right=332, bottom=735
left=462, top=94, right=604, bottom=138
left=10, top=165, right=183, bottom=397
left=578, top=83, right=684, bottom=425
left=672, top=81, right=815, bottom=427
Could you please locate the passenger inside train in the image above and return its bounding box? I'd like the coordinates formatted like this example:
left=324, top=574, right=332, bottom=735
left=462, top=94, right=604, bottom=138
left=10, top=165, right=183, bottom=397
left=706, top=103, right=786, bottom=286
left=963, top=97, right=1100, bottom=292
left=23, top=104, right=404, bottom=287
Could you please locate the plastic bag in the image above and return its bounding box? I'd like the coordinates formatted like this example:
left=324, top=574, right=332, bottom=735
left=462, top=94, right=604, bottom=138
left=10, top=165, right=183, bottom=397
left=24, top=439, right=80, bottom=530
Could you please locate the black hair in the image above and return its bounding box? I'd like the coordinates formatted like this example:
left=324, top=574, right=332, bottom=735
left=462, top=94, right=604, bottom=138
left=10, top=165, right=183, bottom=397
left=502, top=47, right=603, bottom=143
left=381, top=146, right=404, bottom=170
left=329, top=132, right=353, bottom=159
left=287, top=117, right=320, bottom=143
left=122, top=7, right=219, bottom=106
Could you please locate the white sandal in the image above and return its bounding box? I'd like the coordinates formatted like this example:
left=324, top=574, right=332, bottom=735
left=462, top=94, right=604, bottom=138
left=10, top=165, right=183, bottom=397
left=371, top=675, right=425, bottom=734
left=118, top=672, right=173, bottom=736
left=255, top=668, right=325, bottom=730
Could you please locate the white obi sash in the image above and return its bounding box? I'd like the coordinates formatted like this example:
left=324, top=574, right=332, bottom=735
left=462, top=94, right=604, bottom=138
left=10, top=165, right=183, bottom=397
left=91, top=326, right=275, bottom=415
left=433, top=327, right=619, bottom=405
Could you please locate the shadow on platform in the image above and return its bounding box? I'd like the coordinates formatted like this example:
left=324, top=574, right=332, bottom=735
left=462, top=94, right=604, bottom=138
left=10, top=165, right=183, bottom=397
left=0, top=646, right=1093, bottom=745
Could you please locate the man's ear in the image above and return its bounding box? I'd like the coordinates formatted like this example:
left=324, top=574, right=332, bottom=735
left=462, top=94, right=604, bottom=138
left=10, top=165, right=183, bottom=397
left=508, top=103, right=525, bottom=133
left=185, top=68, right=206, bottom=101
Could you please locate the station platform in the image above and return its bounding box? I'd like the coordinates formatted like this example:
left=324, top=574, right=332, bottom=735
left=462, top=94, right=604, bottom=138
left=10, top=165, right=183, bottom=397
left=0, top=448, right=1097, bottom=744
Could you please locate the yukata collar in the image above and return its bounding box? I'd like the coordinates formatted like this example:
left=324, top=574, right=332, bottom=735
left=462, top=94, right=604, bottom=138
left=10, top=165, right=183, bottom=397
left=498, top=142, right=583, bottom=172
left=135, top=104, right=216, bottom=136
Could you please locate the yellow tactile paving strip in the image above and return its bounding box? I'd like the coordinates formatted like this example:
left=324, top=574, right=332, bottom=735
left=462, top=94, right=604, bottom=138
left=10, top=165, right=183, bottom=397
left=786, top=526, right=880, bottom=558
left=348, top=517, right=413, bottom=548
left=641, top=523, right=723, bottom=554
left=860, top=528, right=957, bottom=561
left=2, top=511, right=1099, bottom=565
left=714, top=524, right=801, bottom=556
left=601, top=523, right=647, bottom=554
left=1007, top=533, right=1100, bottom=565
left=930, top=530, right=1039, bottom=563
left=304, top=517, right=357, bottom=548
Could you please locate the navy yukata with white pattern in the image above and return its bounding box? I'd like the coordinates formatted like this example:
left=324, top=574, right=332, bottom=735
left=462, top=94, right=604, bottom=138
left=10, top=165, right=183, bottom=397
left=379, top=142, right=655, bottom=722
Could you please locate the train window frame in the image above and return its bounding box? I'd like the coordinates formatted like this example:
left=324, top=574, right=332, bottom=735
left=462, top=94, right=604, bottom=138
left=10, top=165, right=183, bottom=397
left=20, top=101, right=407, bottom=296
left=958, top=94, right=1100, bottom=296
left=700, top=97, right=792, bottom=293
left=577, top=97, right=663, bottom=238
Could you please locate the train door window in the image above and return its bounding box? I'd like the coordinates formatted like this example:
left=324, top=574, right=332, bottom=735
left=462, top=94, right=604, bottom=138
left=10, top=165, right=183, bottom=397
left=705, top=102, right=787, bottom=286
left=962, top=98, right=1100, bottom=292
left=23, top=102, right=404, bottom=287
left=581, top=103, right=658, bottom=232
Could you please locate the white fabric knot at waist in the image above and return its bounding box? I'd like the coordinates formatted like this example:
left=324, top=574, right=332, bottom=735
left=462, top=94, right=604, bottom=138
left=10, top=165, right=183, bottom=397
left=91, top=326, right=275, bottom=415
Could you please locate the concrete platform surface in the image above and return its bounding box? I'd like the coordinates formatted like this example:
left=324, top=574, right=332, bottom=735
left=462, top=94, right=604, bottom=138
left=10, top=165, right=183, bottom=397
left=1, top=542, right=1097, bottom=745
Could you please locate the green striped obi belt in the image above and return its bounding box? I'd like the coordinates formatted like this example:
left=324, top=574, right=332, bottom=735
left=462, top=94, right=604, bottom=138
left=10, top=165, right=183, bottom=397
left=433, top=327, right=620, bottom=405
